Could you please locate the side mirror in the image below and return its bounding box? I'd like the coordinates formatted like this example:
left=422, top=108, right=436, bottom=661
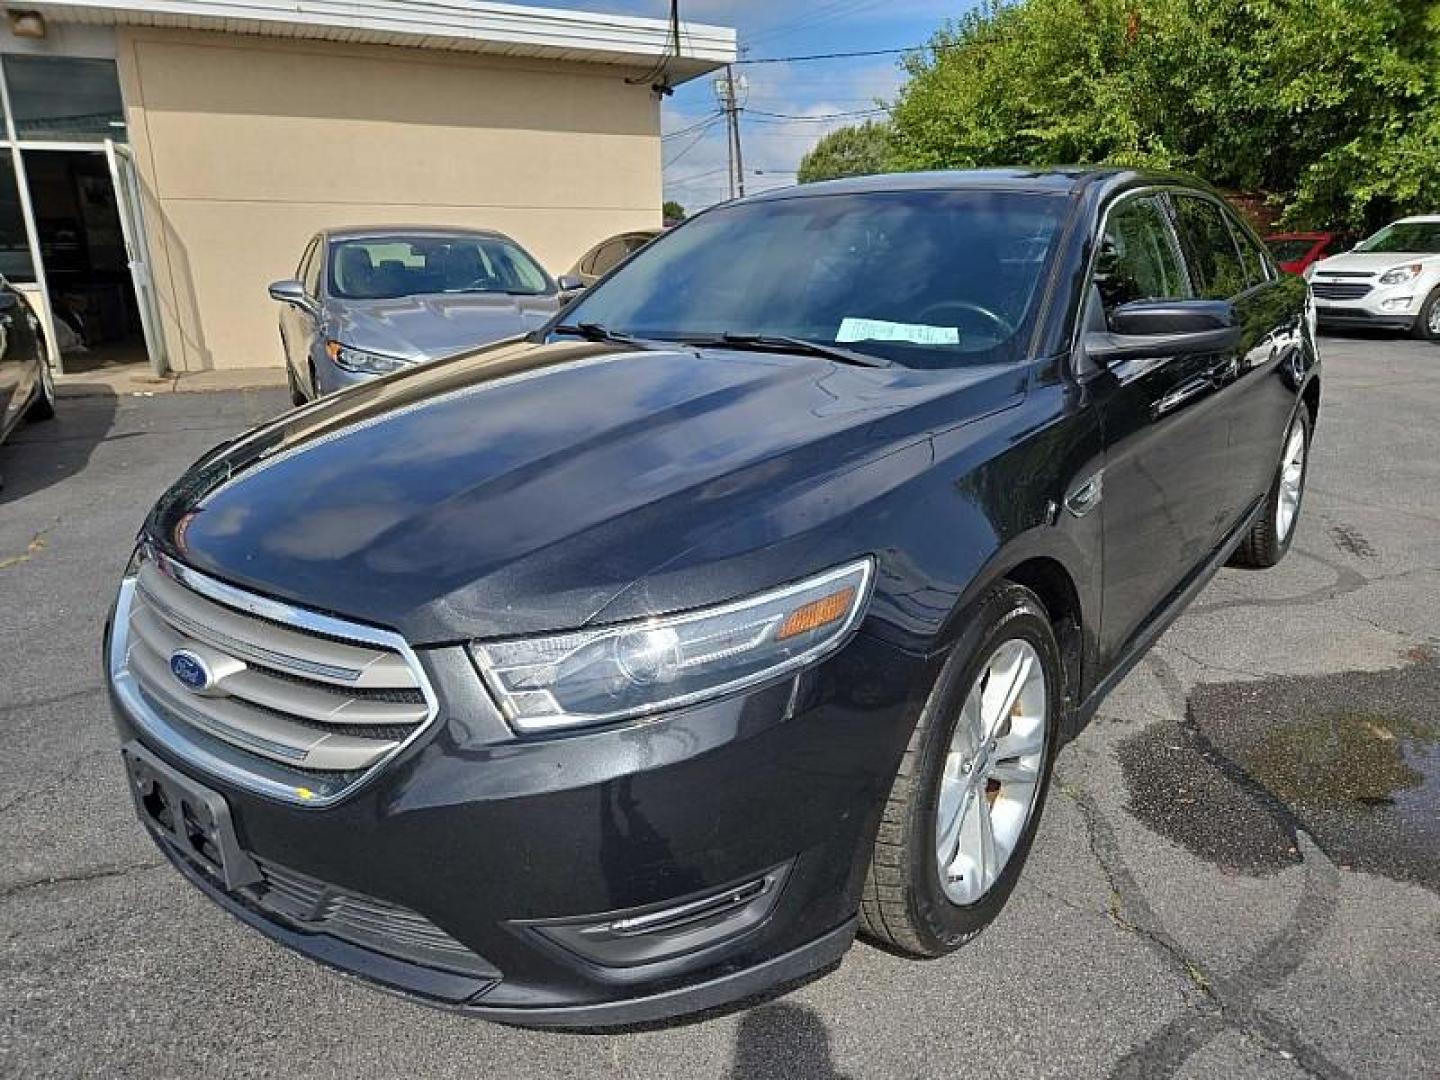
left=1085, top=299, right=1242, bottom=365
left=556, top=274, right=587, bottom=294
left=268, top=279, right=315, bottom=312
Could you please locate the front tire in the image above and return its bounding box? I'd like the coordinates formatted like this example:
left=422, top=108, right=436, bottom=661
left=860, top=582, right=1062, bottom=957
left=1412, top=286, right=1440, bottom=342
left=1231, top=405, right=1311, bottom=569
left=24, top=339, right=55, bottom=423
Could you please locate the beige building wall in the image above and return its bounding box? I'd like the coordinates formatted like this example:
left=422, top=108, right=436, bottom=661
left=114, top=28, right=664, bottom=373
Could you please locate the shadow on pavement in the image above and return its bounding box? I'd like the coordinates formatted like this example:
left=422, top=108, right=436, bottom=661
left=727, top=1003, right=853, bottom=1080
left=0, top=383, right=117, bottom=507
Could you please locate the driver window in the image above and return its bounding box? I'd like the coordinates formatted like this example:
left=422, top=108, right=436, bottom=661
left=1092, top=195, right=1189, bottom=326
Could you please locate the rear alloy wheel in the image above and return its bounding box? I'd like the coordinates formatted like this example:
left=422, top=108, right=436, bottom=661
left=1231, top=405, right=1311, bottom=569
left=1415, top=287, right=1440, bottom=342
left=25, top=339, right=56, bottom=422
left=861, top=582, right=1061, bottom=957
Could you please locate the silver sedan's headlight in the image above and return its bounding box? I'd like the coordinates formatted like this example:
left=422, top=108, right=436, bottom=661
left=1378, top=263, right=1423, bottom=286
left=471, top=559, right=874, bottom=732
left=325, top=340, right=410, bottom=375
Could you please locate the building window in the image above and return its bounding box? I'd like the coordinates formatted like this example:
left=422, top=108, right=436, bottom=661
left=4, top=56, right=126, bottom=142
left=0, top=150, right=34, bottom=281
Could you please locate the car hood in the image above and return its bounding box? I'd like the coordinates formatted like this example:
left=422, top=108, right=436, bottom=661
left=330, top=293, right=561, bottom=361
left=147, top=340, right=1023, bottom=643
left=1311, top=252, right=1440, bottom=275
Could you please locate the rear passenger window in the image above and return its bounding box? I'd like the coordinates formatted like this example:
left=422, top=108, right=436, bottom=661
left=1171, top=195, right=1249, bottom=299
left=1226, top=214, right=1272, bottom=288
left=1094, top=195, right=1188, bottom=315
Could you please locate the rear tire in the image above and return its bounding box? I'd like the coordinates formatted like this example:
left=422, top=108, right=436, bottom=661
left=860, top=582, right=1061, bottom=957
left=1412, top=287, right=1440, bottom=342
left=1231, top=405, right=1311, bottom=569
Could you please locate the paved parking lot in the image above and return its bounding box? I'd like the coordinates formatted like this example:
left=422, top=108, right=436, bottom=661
left=2, top=334, right=1437, bottom=1079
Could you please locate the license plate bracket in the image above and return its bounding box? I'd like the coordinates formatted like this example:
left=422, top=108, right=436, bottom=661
left=122, top=741, right=261, bottom=891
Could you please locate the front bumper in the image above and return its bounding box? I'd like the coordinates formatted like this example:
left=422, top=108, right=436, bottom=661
left=1313, top=285, right=1420, bottom=332
left=107, top=620, right=924, bottom=1026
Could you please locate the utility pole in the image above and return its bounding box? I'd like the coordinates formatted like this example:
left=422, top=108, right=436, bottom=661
left=714, top=64, right=747, bottom=200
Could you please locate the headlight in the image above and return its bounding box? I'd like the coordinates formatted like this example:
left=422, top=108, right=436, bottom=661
left=1303, top=263, right=1318, bottom=281
left=471, top=559, right=874, bottom=732
left=325, top=340, right=410, bottom=375
left=1378, top=263, right=1423, bottom=286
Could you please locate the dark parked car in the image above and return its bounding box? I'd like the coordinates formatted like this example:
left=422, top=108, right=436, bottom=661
left=0, top=280, right=54, bottom=452
left=1265, top=231, right=1344, bottom=276
left=563, top=228, right=663, bottom=289
left=107, top=169, right=1318, bottom=1027
left=269, top=227, right=562, bottom=405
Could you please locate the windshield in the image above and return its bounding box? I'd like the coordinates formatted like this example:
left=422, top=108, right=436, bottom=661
left=328, top=235, right=553, bottom=300
left=1267, top=238, right=1318, bottom=262
left=559, top=190, right=1067, bottom=369
left=1354, top=222, right=1440, bottom=255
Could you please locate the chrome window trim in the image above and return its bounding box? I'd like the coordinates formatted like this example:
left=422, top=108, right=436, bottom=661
left=108, top=553, right=440, bottom=808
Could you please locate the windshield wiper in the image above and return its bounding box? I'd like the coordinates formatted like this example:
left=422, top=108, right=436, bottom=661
left=551, top=322, right=636, bottom=344
left=688, top=332, right=891, bottom=368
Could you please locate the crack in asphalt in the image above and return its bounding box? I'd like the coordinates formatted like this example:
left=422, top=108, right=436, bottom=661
left=0, top=530, right=48, bottom=570
left=0, top=684, right=105, bottom=718
left=1058, top=774, right=1351, bottom=1080
left=0, top=859, right=163, bottom=901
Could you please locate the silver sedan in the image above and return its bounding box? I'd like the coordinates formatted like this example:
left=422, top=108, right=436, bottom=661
left=269, top=226, right=563, bottom=404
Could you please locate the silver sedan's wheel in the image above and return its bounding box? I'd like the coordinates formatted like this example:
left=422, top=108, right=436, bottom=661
left=1429, top=299, right=1440, bottom=338
left=934, top=639, right=1048, bottom=906
left=1275, top=421, right=1306, bottom=542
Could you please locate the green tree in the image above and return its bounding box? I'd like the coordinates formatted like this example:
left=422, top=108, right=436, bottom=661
left=885, top=0, right=1440, bottom=229
left=662, top=200, right=687, bottom=221
left=798, top=121, right=895, bottom=183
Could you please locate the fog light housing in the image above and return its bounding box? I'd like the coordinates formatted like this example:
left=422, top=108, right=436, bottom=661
left=519, top=862, right=792, bottom=974
left=1380, top=296, right=1413, bottom=311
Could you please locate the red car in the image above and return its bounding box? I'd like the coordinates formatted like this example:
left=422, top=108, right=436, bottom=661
left=1266, top=231, right=1345, bottom=275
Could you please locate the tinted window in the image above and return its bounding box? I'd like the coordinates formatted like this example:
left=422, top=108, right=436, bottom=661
left=0, top=150, right=35, bottom=282
left=328, top=234, right=552, bottom=300
left=5, top=56, right=126, bottom=142
left=1226, top=214, right=1272, bottom=288
left=561, top=190, right=1068, bottom=370
left=1355, top=221, right=1440, bottom=254
left=1172, top=195, right=1249, bottom=299
left=1094, top=195, right=1187, bottom=313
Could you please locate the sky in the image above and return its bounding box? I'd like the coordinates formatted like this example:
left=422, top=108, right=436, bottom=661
left=525, top=1, right=978, bottom=212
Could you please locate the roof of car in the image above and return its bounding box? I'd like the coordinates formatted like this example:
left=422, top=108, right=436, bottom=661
left=1396, top=215, right=1440, bottom=224
left=740, top=167, right=1174, bottom=203
left=322, top=225, right=518, bottom=242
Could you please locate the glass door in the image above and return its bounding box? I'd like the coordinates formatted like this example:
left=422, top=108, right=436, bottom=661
left=104, top=139, right=167, bottom=376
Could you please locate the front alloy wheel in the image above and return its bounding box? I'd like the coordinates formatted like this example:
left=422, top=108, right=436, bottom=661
left=934, top=639, right=1048, bottom=905
left=861, top=582, right=1061, bottom=957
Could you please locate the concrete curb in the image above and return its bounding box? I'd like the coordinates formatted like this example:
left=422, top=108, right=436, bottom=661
left=56, top=368, right=288, bottom=399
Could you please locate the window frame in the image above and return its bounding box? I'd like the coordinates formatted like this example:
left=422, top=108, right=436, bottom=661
left=1072, top=186, right=1193, bottom=372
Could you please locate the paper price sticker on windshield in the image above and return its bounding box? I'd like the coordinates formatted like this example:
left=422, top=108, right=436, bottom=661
left=836, top=318, right=960, bottom=346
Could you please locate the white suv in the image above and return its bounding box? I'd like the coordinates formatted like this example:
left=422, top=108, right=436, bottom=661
left=1306, top=215, right=1440, bottom=341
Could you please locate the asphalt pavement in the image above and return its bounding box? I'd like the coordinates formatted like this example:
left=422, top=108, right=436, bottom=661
left=2, top=333, right=1437, bottom=1078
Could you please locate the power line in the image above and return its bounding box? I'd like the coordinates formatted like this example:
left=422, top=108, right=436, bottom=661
left=663, top=116, right=723, bottom=168
left=662, top=111, right=724, bottom=140
left=742, top=107, right=890, bottom=122
left=736, top=41, right=957, bottom=66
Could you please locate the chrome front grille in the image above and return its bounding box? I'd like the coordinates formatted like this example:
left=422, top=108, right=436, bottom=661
left=110, top=550, right=436, bottom=806
left=1311, top=281, right=1373, bottom=301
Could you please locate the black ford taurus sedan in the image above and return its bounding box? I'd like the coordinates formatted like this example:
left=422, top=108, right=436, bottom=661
left=106, top=169, right=1319, bottom=1027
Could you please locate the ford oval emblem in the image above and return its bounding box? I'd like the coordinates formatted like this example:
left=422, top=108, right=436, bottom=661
left=169, top=650, right=213, bottom=693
